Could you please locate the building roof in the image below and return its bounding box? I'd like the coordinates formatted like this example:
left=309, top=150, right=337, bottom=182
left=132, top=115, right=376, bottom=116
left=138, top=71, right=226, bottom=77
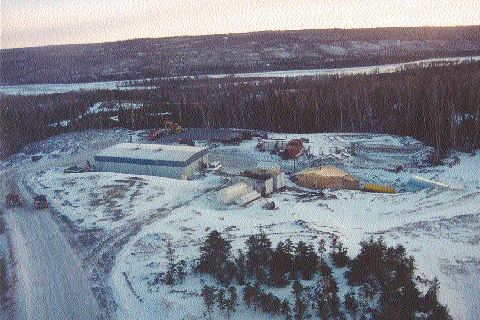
left=243, top=168, right=282, bottom=180
left=95, top=143, right=208, bottom=167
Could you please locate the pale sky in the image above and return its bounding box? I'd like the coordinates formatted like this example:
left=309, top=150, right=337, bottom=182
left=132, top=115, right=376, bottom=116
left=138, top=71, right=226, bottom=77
left=1, top=0, right=480, bottom=49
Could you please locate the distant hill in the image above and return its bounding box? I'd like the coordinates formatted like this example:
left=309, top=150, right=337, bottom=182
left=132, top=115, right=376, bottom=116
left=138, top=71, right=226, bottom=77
left=1, top=26, right=480, bottom=85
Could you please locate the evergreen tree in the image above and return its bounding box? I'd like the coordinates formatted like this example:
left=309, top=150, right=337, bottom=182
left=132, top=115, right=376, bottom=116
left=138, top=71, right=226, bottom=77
left=422, top=277, right=440, bottom=312
left=318, top=256, right=332, bottom=276
left=420, top=278, right=452, bottom=319
left=226, top=286, right=238, bottom=318
left=201, top=285, right=216, bottom=318
left=246, top=233, right=273, bottom=283
left=330, top=237, right=349, bottom=268
left=292, top=280, right=307, bottom=320
left=199, top=230, right=232, bottom=279
left=281, top=299, right=292, bottom=320
left=217, top=288, right=227, bottom=313
left=318, top=239, right=326, bottom=258
left=269, top=241, right=294, bottom=287
left=259, top=292, right=282, bottom=314
left=294, top=241, right=318, bottom=280
left=164, top=240, right=176, bottom=285
left=235, top=249, right=246, bottom=285
left=428, top=304, right=452, bottom=320
left=243, top=283, right=257, bottom=308
left=219, top=260, right=237, bottom=286
left=314, top=278, right=330, bottom=320
left=175, top=259, right=187, bottom=284
left=344, top=291, right=358, bottom=319
left=314, top=275, right=342, bottom=319
left=348, top=238, right=422, bottom=319
left=325, top=274, right=341, bottom=317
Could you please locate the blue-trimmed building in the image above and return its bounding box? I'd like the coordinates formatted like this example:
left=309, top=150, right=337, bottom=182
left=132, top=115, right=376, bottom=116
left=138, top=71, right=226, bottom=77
left=94, top=143, right=208, bottom=179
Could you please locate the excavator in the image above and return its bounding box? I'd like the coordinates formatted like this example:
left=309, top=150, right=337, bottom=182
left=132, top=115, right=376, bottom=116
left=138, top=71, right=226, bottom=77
left=164, top=120, right=182, bottom=134
left=148, top=119, right=182, bottom=141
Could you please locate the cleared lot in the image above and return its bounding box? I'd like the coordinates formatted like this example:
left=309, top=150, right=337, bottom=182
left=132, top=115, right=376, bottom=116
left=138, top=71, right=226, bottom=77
left=10, top=129, right=478, bottom=320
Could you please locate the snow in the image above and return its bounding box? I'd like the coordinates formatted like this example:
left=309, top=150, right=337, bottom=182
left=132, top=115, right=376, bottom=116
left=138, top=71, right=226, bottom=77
left=0, top=80, right=155, bottom=96
left=87, top=101, right=143, bottom=114
left=11, top=129, right=479, bottom=319
left=31, top=170, right=218, bottom=231
left=48, top=119, right=71, bottom=128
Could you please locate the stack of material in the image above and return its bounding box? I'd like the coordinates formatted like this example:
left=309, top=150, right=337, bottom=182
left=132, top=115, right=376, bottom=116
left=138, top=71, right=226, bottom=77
left=217, top=181, right=251, bottom=204
left=295, top=166, right=360, bottom=190
left=236, top=190, right=262, bottom=206
left=217, top=181, right=261, bottom=206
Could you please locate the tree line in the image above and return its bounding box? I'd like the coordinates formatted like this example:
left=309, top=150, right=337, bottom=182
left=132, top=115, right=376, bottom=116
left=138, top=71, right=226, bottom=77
left=1, top=62, right=479, bottom=161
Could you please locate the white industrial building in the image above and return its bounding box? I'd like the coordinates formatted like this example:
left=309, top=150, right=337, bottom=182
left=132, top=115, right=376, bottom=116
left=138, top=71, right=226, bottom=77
left=94, top=143, right=208, bottom=179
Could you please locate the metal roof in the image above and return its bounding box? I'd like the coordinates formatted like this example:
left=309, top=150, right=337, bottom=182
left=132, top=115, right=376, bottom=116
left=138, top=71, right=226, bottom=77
left=95, top=143, right=208, bottom=167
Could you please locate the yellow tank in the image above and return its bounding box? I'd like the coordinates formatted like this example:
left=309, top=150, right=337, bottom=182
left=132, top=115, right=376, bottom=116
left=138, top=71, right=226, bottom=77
left=363, top=183, right=396, bottom=194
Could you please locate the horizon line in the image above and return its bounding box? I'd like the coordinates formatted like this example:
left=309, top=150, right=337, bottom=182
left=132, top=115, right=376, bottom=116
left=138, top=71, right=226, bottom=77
left=2, top=24, right=479, bottom=50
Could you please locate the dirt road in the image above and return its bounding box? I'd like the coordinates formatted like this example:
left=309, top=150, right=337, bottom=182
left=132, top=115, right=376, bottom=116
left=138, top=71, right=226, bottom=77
left=1, top=171, right=102, bottom=319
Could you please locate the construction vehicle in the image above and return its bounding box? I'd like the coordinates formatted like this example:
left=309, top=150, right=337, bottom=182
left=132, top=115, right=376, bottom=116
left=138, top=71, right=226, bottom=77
left=164, top=120, right=182, bottom=134
left=148, top=122, right=181, bottom=141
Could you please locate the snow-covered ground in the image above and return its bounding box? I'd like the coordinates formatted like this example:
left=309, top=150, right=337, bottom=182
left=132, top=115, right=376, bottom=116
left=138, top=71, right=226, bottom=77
left=0, top=80, right=155, bottom=96
left=86, top=102, right=143, bottom=115
left=3, top=129, right=474, bottom=319
left=1, top=56, right=479, bottom=96
left=107, top=152, right=480, bottom=320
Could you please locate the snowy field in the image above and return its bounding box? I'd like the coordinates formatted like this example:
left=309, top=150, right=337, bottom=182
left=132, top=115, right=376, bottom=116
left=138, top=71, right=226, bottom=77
left=1, top=56, right=479, bottom=96
left=0, top=129, right=472, bottom=319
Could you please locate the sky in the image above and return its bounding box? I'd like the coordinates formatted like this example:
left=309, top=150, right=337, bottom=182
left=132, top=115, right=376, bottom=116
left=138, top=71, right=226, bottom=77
left=2, top=0, right=480, bottom=49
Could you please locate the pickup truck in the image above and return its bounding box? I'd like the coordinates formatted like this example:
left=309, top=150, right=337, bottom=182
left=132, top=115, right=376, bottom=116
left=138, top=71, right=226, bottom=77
left=5, top=192, right=24, bottom=208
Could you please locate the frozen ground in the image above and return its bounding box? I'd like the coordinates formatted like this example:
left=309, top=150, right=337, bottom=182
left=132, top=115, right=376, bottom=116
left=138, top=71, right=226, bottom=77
left=2, top=129, right=474, bottom=319
left=1, top=56, right=478, bottom=96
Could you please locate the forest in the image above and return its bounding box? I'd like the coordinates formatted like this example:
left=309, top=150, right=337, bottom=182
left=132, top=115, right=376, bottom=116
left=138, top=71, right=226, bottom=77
left=1, top=61, right=479, bottom=162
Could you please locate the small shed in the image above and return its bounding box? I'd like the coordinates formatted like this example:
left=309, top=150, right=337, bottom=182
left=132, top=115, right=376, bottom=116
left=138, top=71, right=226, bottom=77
left=243, top=168, right=286, bottom=194
left=295, top=166, right=360, bottom=190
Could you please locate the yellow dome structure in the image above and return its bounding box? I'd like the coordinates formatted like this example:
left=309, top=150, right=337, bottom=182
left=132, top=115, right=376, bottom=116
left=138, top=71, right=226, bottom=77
left=295, top=166, right=360, bottom=190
